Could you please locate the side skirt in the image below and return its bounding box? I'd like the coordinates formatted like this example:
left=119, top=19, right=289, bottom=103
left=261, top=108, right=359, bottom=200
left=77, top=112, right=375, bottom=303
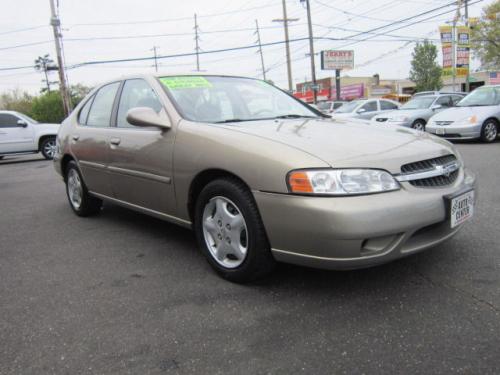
left=89, top=191, right=192, bottom=229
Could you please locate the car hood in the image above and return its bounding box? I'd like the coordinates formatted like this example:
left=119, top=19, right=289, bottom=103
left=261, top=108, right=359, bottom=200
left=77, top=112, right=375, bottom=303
left=221, top=118, right=455, bottom=173
left=430, top=105, right=499, bottom=121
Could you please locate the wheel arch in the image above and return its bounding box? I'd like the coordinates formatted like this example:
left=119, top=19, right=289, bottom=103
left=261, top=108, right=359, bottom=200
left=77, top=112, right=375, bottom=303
left=187, top=168, right=252, bottom=222
left=60, top=154, right=76, bottom=180
left=483, top=117, right=499, bottom=126
left=38, top=134, right=56, bottom=151
left=412, top=118, right=427, bottom=125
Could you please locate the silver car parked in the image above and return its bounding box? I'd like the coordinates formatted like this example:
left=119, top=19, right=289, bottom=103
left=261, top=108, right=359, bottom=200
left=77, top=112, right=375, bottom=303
left=371, top=93, right=465, bottom=131
left=426, top=85, right=500, bottom=142
left=330, top=98, right=400, bottom=120
left=54, top=74, right=477, bottom=282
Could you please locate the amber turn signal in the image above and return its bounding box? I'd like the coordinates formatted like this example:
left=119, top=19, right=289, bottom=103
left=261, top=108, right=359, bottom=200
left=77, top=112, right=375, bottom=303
left=288, top=171, right=313, bottom=193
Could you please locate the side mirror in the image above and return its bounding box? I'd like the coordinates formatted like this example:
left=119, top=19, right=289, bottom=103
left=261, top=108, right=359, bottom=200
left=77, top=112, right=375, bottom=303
left=17, top=119, right=28, bottom=128
left=126, top=107, right=171, bottom=129
left=430, top=104, right=442, bottom=111
left=357, top=108, right=366, bottom=114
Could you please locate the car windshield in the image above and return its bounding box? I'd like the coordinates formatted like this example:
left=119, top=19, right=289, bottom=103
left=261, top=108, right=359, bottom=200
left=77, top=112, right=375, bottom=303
left=457, top=86, right=500, bottom=107
left=17, top=113, right=38, bottom=124
left=335, top=100, right=364, bottom=113
left=317, top=102, right=331, bottom=110
left=159, top=75, right=318, bottom=123
left=401, top=96, right=435, bottom=110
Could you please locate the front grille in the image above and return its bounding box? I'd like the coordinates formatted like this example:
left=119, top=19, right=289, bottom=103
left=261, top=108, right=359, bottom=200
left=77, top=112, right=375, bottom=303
left=401, top=154, right=459, bottom=188
left=435, top=120, right=454, bottom=126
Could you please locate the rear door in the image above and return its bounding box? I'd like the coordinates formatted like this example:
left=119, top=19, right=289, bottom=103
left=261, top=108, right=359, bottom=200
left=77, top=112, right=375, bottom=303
left=0, top=113, right=36, bottom=153
left=70, top=82, right=121, bottom=196
left=106, top=78, right=176, bottom=215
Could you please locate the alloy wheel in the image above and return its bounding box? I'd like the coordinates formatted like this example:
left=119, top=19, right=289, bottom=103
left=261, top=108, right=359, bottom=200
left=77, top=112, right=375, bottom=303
left=484, top=122, right=498, bottom=142
left=202, top=196, right=248, bottom=268
left=67, top=168, right=83, bottom=210
left=43, top=139, right=57, bottom=159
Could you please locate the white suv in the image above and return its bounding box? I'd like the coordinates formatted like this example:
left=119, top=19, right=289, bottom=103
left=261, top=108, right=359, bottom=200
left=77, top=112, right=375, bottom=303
left=0, top=111, right=60, bottom=160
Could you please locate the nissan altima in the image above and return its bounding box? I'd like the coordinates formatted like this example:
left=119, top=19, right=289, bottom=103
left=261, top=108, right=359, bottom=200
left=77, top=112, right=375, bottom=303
left=54, top=74, right=476, bottom=282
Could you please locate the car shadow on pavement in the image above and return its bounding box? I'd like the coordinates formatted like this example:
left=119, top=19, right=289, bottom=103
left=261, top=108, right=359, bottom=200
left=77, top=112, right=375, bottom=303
left=0, top=155, right=46, bottom=165
left=97, top=201, right=439, bottom=295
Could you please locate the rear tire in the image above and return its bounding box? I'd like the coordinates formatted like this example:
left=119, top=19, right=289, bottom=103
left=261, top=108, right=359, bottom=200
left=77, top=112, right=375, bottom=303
left=480, top=120, right=498, bottom=143
left=194, top=178, right=275, bottom=283
left=411, top=120, right=426, bottom=131
left=40, top=136, right=57, bottom=160
left=65, top=161, right=102, bottom=217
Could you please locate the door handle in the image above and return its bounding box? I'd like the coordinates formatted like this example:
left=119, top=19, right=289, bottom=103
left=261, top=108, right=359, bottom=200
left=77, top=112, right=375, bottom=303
left=72, top=134, right=80, bottom=141
left=110, top=137, right=121, bottom=146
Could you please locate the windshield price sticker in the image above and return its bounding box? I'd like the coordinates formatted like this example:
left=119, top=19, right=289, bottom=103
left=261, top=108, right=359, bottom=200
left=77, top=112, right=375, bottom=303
left=160, top=76, right=212, bottom=90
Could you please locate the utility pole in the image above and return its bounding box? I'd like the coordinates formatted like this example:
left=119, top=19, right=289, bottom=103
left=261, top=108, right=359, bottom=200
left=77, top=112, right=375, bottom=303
left=273, top=0, right=299, bottom=92
left=49, top=0, right=71, bottom=116
left=464, top=0, right=470, bottom=92
left=303, top=0, right=318, bottom=104
left=151, top=46, right=159, bottom=72
left=451, top=0, right=464, bottom=93
left=255, top=20, right=267, bottom=81
left=194, top=14, right=201, bottom=71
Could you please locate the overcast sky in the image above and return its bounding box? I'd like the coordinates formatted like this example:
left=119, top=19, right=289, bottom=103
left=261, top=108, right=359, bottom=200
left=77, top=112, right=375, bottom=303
left=0, top=0, right=493, bottom=94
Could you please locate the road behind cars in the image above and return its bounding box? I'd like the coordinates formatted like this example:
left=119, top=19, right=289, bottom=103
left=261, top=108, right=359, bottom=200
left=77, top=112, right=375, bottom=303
left=1, top=144, right=500, bottom=374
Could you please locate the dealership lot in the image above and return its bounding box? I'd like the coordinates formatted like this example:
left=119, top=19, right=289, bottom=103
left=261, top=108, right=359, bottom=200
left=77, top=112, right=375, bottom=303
left=1, top=141, right=499, bottom=374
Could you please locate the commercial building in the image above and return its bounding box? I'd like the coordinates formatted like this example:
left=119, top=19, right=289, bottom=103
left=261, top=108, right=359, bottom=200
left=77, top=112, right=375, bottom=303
left=441, top=71, right=500, bottom=92
left=294, top=75, right=415, bottom=103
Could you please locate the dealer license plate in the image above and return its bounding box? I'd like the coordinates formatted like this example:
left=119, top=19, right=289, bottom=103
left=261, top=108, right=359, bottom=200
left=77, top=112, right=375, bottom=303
left=449, top=190, right=474, bottom=228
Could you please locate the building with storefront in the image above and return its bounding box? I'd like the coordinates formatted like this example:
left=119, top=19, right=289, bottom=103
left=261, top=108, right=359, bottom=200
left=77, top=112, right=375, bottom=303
left=294, top=75, right=415, bottom=103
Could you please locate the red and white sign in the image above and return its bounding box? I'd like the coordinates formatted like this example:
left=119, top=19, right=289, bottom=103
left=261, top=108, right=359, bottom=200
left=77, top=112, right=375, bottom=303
left=321, top=50, right=354, bottom=70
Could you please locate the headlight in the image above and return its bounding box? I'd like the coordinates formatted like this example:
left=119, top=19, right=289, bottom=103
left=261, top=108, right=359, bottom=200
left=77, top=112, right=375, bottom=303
left=388, top=116, right=408, bottom=122
left=287, top=169, right=400, bottom=195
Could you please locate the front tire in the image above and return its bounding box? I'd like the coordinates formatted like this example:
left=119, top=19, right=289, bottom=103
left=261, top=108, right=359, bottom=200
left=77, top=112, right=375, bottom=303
left=480, top=120, right=498, bottom=143
left=65, top=161, right=102, bottom=217
left=411, top=120, right=426, bottom=131
left=40, top=136, right=57, bottom=160
left=194, top=178, right=275, bottom=283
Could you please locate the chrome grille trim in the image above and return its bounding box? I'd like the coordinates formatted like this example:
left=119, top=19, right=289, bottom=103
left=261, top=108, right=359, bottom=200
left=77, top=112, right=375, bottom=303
left=395, top=155, right=460, bottom=187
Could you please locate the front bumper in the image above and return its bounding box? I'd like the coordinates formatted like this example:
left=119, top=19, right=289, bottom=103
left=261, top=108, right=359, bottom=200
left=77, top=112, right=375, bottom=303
left=253, top=168, right=476, bottom=270
left=426, top=122, right=482, bottom=140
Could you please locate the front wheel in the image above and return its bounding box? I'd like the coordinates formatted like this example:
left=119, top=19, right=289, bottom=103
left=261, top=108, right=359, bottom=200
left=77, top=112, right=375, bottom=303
left=480, top=120, right=498, bottom=143
left=65, top=161, right=102, bottom=217
left=411, top=120, right=426, bottom=131
left=194, top=178, right=275, bottom=283
left=40, top=136, right=57, bottom=160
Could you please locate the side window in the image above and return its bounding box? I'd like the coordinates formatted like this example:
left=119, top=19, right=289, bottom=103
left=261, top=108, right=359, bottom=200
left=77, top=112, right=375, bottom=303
left=361, top=101, right=377, bottom=112
left=435, top=96, right=452, bottom=108
left=451, top=95, right=463, bottom=105
left=380, top=100, right=398, bottom=110
left=117, top=79, right=163, bottom=128
left=0, top=114, right=20, bottom=128
left=78, top=95, right=94, bottom=125
left=86, top=82, right=120, bottom=128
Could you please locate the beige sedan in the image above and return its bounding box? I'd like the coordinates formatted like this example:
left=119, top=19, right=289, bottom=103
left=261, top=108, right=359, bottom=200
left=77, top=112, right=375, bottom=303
left=54, top=74, right=476, bottom=282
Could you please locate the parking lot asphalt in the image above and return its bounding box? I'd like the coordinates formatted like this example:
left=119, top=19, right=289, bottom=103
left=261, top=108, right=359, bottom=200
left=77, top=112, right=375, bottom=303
left=1, top=141, right=499, bottom=375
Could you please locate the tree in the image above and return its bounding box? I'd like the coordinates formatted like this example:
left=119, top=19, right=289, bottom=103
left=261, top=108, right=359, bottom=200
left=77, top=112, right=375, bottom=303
left=30, top=91, right=65, bottom=123
left=69, top=84, right=92, bottom=107
left=34, top=54, right=55, bottom=93
left=0, top=89, right=34, bottom=114
left=409, top=40, right=442, bottom=92
left=470, top=0, right=500, bottom=70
